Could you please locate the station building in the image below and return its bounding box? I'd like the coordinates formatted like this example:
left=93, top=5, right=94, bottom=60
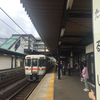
left=0, top=34, right=50, bottom=70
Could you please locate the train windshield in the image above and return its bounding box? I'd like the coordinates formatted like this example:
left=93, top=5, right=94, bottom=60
left=39, top=59, right=46, bottom=66
left=25, top=59, right=31, bottom=66
left=32, top=59, right=37, bottom=66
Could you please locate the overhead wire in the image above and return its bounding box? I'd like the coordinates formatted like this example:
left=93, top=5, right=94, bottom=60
left=0, top=7, right=37, bottom=47
left=0, top=7, right=27, bottom=34
left=0, top=18, right=21, bottom=45
left=0, top=19, right=20, bottom=34
left=0, top=7, right=29, bottom=45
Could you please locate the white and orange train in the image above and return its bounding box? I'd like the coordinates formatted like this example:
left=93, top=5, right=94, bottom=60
left=25, top=54, right=56, bottom=81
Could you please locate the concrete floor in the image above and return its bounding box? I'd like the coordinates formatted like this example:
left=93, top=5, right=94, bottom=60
left=54, top=70, right=95, bottom=100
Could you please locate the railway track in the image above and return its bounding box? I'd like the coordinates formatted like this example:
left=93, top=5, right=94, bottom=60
left=0, top=75, right=25, bottom=90
left=6, top=81, right=39, bottom=100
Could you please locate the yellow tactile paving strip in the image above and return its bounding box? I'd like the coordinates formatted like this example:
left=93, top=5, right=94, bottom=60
left=45, top=67, right=55, bottom=100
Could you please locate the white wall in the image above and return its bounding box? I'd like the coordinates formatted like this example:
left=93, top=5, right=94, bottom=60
left=13, top=57, right=15, bottom=68
left=0, top=54, right=11, bottom=70
left=86, top=43, right=93, bottom=54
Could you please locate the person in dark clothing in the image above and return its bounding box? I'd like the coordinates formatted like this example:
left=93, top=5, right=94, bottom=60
left=60, top=61, right=63, bottom=77
left=56, top=61, right=59, bottom=78
left=80, top=62, right=83, bottom=72
left=67, top=62, right=71, bottom=76
left=73, top=62, right=76, bottom=75
left=78, top=61, right=83, bottom=75
left=56, top=61, right=58, bottom=71
left=62, top=61, right=65, bottom=75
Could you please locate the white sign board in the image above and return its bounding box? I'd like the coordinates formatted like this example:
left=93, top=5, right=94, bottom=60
left=93, top=0, right=100, bottom=100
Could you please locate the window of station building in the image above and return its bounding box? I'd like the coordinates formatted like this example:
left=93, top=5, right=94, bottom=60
left=38, top=45, right=44, bottom=48
left=25, top=40, right=28, bottom=44
left=25, top=59, right=31, bottom=66
left=32, top=59, right=37, bottom=66
left=15, top=58, right=21, bottom=67
left=20, top=58, right=24, bottom=67
left=15, top=58, right=18, bottom=67
left=15, top=40, right=20, bottom=51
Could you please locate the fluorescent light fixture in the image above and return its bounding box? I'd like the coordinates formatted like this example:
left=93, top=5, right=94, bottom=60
left=60, top=28, right=65, bottom=37
left=66, top=0, right=74, bottom=10
left=60, top=56, right=66, bottom=58
left=59, top=41, right=61, bottom=45
left=70, top=51, right=73, bottom=56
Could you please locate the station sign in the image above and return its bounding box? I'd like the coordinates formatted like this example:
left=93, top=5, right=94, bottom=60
left=93, top=0, right=100, bottom=99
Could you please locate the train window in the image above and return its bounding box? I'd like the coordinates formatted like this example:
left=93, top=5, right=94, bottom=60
left=25, top=59, right=31, bottom=66
left=32, top=59, right=37, bottom=66
left=39, top=59, right=46, bottom=66
left=40, top=57, right=44, bottom=59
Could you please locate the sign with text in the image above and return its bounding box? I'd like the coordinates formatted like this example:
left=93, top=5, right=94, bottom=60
left=93, top=0, right=100, bottom=99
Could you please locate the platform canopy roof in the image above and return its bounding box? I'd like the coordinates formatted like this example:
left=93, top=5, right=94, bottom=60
left=20, top=0, right=92, bottom=57
left=0, top=47, right=26, bottom=57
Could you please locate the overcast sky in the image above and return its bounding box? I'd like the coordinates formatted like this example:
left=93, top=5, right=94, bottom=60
left=0, top=0, right=40, bottom=39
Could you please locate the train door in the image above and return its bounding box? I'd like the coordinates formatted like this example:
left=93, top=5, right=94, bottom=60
left=31, top=58, right=39, bottom=74
left=38, top=57, right=46, bottom=75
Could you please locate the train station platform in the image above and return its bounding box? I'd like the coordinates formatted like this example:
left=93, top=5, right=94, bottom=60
left=28, top=67, right=95, bottom=100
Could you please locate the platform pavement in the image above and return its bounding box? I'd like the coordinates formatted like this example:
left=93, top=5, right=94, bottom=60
left=27, top=67, right=95, bottom=100
left=54, top=69, right=95, bottom=100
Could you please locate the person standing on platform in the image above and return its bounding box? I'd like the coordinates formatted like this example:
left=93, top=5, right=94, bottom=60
left=56, top=61, right=58, bottom=71
left=60, top=61, right=63, bottom=77
left=62, top=61, right=65, bottom=75
left=73, top=62, right=76, bottom=75
left=78, top=61, right=83, bottom=76
left=56, top=61, right=59, bottom=78
left=67, top=61, right=71, bottom=76
left=82, top=63, right=89, bottom=91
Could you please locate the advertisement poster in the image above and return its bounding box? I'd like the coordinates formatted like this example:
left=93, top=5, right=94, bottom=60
left=93, top=0, right=100, bottom=99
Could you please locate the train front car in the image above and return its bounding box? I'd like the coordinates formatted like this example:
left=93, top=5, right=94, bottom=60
left=25, top=55, right=48, bottom=81
left=25, top=55, right=39, bottom=81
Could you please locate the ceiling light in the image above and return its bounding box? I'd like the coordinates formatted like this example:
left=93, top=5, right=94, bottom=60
left=60, top=28, right=65, bottom=37
left=59, top=41, right=61, bottom=45
left=66, top=0, right=74, bottom=10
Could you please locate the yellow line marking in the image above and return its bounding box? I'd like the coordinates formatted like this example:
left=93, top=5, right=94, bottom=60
left=45, top=67, right=55, bottom=100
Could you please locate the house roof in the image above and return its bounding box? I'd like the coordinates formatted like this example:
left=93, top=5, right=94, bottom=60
left=0, top=47, right=26, bottom=56
left=12, top=34, right=36, bottom=39
left=0, top=36, right=19, bottom=49
left=36, top=37, right=42, bottom=40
